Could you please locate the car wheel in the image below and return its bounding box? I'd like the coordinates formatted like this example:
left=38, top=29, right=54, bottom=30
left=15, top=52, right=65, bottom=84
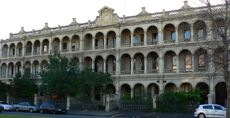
left=198, top=113, right=205, bottom=118
left=40, top=110, right=43, bottom=114
left=29, top=109, right=33, bottom=113
left=15, top=108, right=19, bottom=112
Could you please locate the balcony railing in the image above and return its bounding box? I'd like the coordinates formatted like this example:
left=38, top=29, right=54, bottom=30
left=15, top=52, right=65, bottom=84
left=62, top=49, right=69, bottom=52
left=120, top=70, right=131, bottom=75
left=84, top=46, right=92, bottom=51
left=147, top=41, right=158, bottom=45
left=33, top=51, right=40, bottom=55
left=147, top=69, right=158, bottom=73
left=107, top=44, right=116, bottom=49
left=121, top=43, right=131, bottom=47
left=196, top=66, right=207, bottom=72
left=179, top=68, right=192, bottom=73
left=95, top=46, right=104, bottom=49
left=133, top=42, right=144, bottom=46
left=164, top=39, right=175, bottom=44
left=72, top=47, right=80, bottom=52
left=134, top=70, right=144, bottom=74
left=164, top=68, right=176, bottom=73
left=25, top=52, right=32, bottom=56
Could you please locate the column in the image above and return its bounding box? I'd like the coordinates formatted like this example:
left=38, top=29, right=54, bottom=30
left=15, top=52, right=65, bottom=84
left=116, top=34, right=121, bottom=48
left=7, top=47, right=9, bottom=57
left=192, top=53, right=195, bottom=72
left=79, top=57, right=83, bottom=71
left=175, top=28, right=179, bottom=44
left=130, top=88, right=133, bottom=98
left=159, top=52, right=164, bottom=74
left=6, top=65, right=8, bottom=78
left=80, top=38, right=84, bottom=52
left=131, top=32, right=133, bottom=47
left=208, top=77, right=214, bottom=104
left=159, top=80, right=164, bottom=94
left=190, top=24, right=194, bottom=42
left=158, top=21, right=164, bottom=45
left=49, top=39, right=52, bottom=54
left=144, top=56, right=147, bottom=74
left=39, top=43, right=42, bottom=55
left=31, top=44, right=34, bottom=55
left=144, top=31, right=147, bottom=46
left=59, top=42, right=62, bottom=53
left=116, top=53, right=120, bottom=75
left=176, top=54, right=179, bottom=73
left=104, top=35, right=107, bottom=49
left=208, top=49, right=214, bottom=73
left=92, top=59, right=95, bottom=71
left=92, top=36, right=95, bottom=50
left=103, top=60, right=106, bottom=73
left=131, top=57, right=134, bottom=75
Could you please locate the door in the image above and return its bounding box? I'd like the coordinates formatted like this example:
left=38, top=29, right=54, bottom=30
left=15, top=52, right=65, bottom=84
left=214, top=105, right=226, bottom=118
left=202, top=105, right=214, bottom=117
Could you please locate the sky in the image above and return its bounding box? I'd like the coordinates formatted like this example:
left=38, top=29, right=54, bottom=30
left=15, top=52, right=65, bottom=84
left=0, top=0, right=221, bottom=39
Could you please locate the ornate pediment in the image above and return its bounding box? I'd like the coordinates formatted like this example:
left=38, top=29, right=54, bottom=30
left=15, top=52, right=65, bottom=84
left=94, top=6, right=119, bottom=26
left=136, top=7, right=151, bottom=21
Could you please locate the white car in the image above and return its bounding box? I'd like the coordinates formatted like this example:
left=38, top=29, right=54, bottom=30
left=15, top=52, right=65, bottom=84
left=0, top=101, right=14, bottom=111
left=194, top=104, right=226, bottom=118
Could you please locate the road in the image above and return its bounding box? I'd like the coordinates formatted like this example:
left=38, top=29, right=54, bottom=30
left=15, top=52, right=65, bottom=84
left=1, top=111, right=194, bottom=118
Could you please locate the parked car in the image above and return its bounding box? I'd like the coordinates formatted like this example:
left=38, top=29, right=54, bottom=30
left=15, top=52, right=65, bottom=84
left=39, top=102, right=66, bottom=114
left=194, top=104, right=226, bottom=118
left=0, top=104, right=4, bottom=112
left=0, top=101, right=14, bottom=111
left=14, top=102, right=39, bottom=112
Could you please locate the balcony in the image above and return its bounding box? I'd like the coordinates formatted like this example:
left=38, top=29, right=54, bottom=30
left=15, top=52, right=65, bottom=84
left=120, top=70, right=131, bottom=75
left=147, top=41, right=158, bottom=45
left=147, top=69, right=158, bottom=73
left=134, top=70, right=144, bottom=74
left=164, top=39, right=175, bottom=44
left=121, top=43, right=131, bottom=47
left=133, top=42, right=144, bottom=46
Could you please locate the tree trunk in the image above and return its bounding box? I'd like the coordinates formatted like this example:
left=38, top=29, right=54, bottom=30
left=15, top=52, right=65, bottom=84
left=226, top=82, right=230, bottom=118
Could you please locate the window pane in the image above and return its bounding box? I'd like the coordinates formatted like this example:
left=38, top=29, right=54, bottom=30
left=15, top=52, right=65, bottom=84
left=198, top=29, right=204, bottom=38
left=184, top=30, right=191, bottom=40
left=203, top=105, right=213, bottom=109
left=214, top=105, right=223, bottom=110
left=171, top=32, right=176, bottom=41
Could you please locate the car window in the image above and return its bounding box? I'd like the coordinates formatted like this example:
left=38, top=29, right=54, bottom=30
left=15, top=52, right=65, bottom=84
left=203, top=105, right=213, bottom=110
left=214, top=105, right=223, bottom=110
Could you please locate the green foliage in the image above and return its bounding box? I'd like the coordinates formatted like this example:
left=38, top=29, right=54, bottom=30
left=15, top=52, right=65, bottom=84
left=75, top=68, right=112, bottom=101
left=40, top=54, right=79, bottom=97
left=156, top=90, right=201, bottom=113
left=9, top=72, right=38, bottom=99
left=0, top=80, right=9, bottom=99
left=40, top=54, right=112, bottom=101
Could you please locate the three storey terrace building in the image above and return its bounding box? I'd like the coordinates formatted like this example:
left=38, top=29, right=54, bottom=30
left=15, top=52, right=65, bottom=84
left=0, top=1, right=227, bottom=106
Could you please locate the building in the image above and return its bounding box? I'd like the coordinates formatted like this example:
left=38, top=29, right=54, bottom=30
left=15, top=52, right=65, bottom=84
left=0, top=1, right=227, bottom=106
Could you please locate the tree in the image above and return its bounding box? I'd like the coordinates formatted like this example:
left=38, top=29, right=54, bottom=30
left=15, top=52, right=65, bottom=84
left=0, top=80, right=9, bottom=100
left=40, top=54, right=79, bottom=98
left=75, top=68, right=112, bottom=101
left=199, top=0, right=230, bottom=117
left=9, top=72, right=38, bottom=99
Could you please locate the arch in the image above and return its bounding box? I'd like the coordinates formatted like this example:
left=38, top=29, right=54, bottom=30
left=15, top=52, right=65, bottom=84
left=84, top=33, right=93, bottom=50
left=194, top=48, right=208, bottom=72
left=180, top=83, right=192, bottom=92
left=15, top=62, right=22, bottom=75
left=164, top=51, right=176, bottom=73
left=32, top=60, right=39, bottom=78
left=16, top=42, right=23, bottom=56
left=1, top=63, right=7, bottom=78
left=164, top=24, right=176, bottom=43
left=133, top=53, right=144, bottom=74
left=33, top=40, right=41, bottom=55
left=133, top=27, right=144, bottom=46
left=42, top=39, right=49, bottom=54
left=120, top=54, right=131, bottom=74
left=8, top=62, right=14, bottom=78
left=120, top=84, right=131, bottom=98
left=106, top=84, right=116, bottom=94
left=147, top=83, right=159, bottom=98
left=9, top=43, right=16, bottom=57
left=84, top=57, right=92, bottom=69
left=95, top=32, right=104, bottom=49
left=147, top=51, right=159, bottom=73
left=52, top=37, right=60, bottom=53
left=121, top=29, right=131, bottom=47
left=193, top=20, right=207, bottom=41
left=106, top=31, right=116, bottom=48
left=178, top=22, right=191, bottom=42
left=24, top=61, right=31, bottom=78
left=178, top=49, right=192, bottom=72
left=133, top=83, right=145, bottom=98
left=25, top=41, right=32, bottom=55
left=62, top=36, right=70, bottom=52
left=196, top=82, right=209, bottom=104
left=215, top=82, right=227, bottom=106
left=94, top=56, right=104, bottom=72
left=71, top=35, right=80, bottom=51
left=106, top=55, right=116, bottom=74
left=2, top=44, right=8, bottom=57
left=165, top=83, right=177, bottom=92
left=147, top=25, right=158, bottom=45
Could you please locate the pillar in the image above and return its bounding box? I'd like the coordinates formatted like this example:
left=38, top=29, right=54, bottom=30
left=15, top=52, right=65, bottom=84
left=190, top=24, right=194, bottom=42
left=176, top=54, right=179, bottom=73
left=49, top=39, right=52, bottom=54
left=192, top=53, right=195, bottom=72
left=66, top=96, right=70, bottom=110
left=159, top=52, right=164, bottom=74
left=131, top=57, right=134, bottom=75
left=92, top=36, right=95, bottom=50
left=103, top=60, right=106, bottom=73
left=116, top=34, right=121, bottom=49
left=131, top=32, right=133, bottom=47
left=144, top=56, right=147, bottom=74
left=175, top=28, right=179, bottom=44
left=92, top=59, right=95, bottom=71
left=34, top=94, right=38, bottom=105
left=116, top=53, right=120, bottom=75
left=144, top=31, right=147, bottom=46
left=104, top=35, right=107, bottom=49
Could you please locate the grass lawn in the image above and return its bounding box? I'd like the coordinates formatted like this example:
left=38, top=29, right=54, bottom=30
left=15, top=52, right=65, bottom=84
left=0, top=114, right=50, bottom=118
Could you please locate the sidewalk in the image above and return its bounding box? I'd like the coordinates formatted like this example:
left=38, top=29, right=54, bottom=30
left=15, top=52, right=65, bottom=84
left=68, top=110, right=194, bottom=118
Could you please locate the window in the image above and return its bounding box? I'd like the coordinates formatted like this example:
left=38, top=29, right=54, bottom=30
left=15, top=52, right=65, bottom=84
left=198, top=54, right=205, bottom=67
left=184, top=30, right=191, bottom=41
left=152, top=33, right=158, bottom=43
left=171, top=31, right=176, bottom=41
left=198, top=29, right=204, bottom=39
left=185, top=54, right=192, bottom=70
left=203, top=105, right=213, bottom=110
left=63, top=43, right=67, bottom=50
left=214, top=105, right=223, bottom=110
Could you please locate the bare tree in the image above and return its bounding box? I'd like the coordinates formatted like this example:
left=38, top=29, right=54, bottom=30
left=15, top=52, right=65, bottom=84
left=199, top=0, right=230, bottom=117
